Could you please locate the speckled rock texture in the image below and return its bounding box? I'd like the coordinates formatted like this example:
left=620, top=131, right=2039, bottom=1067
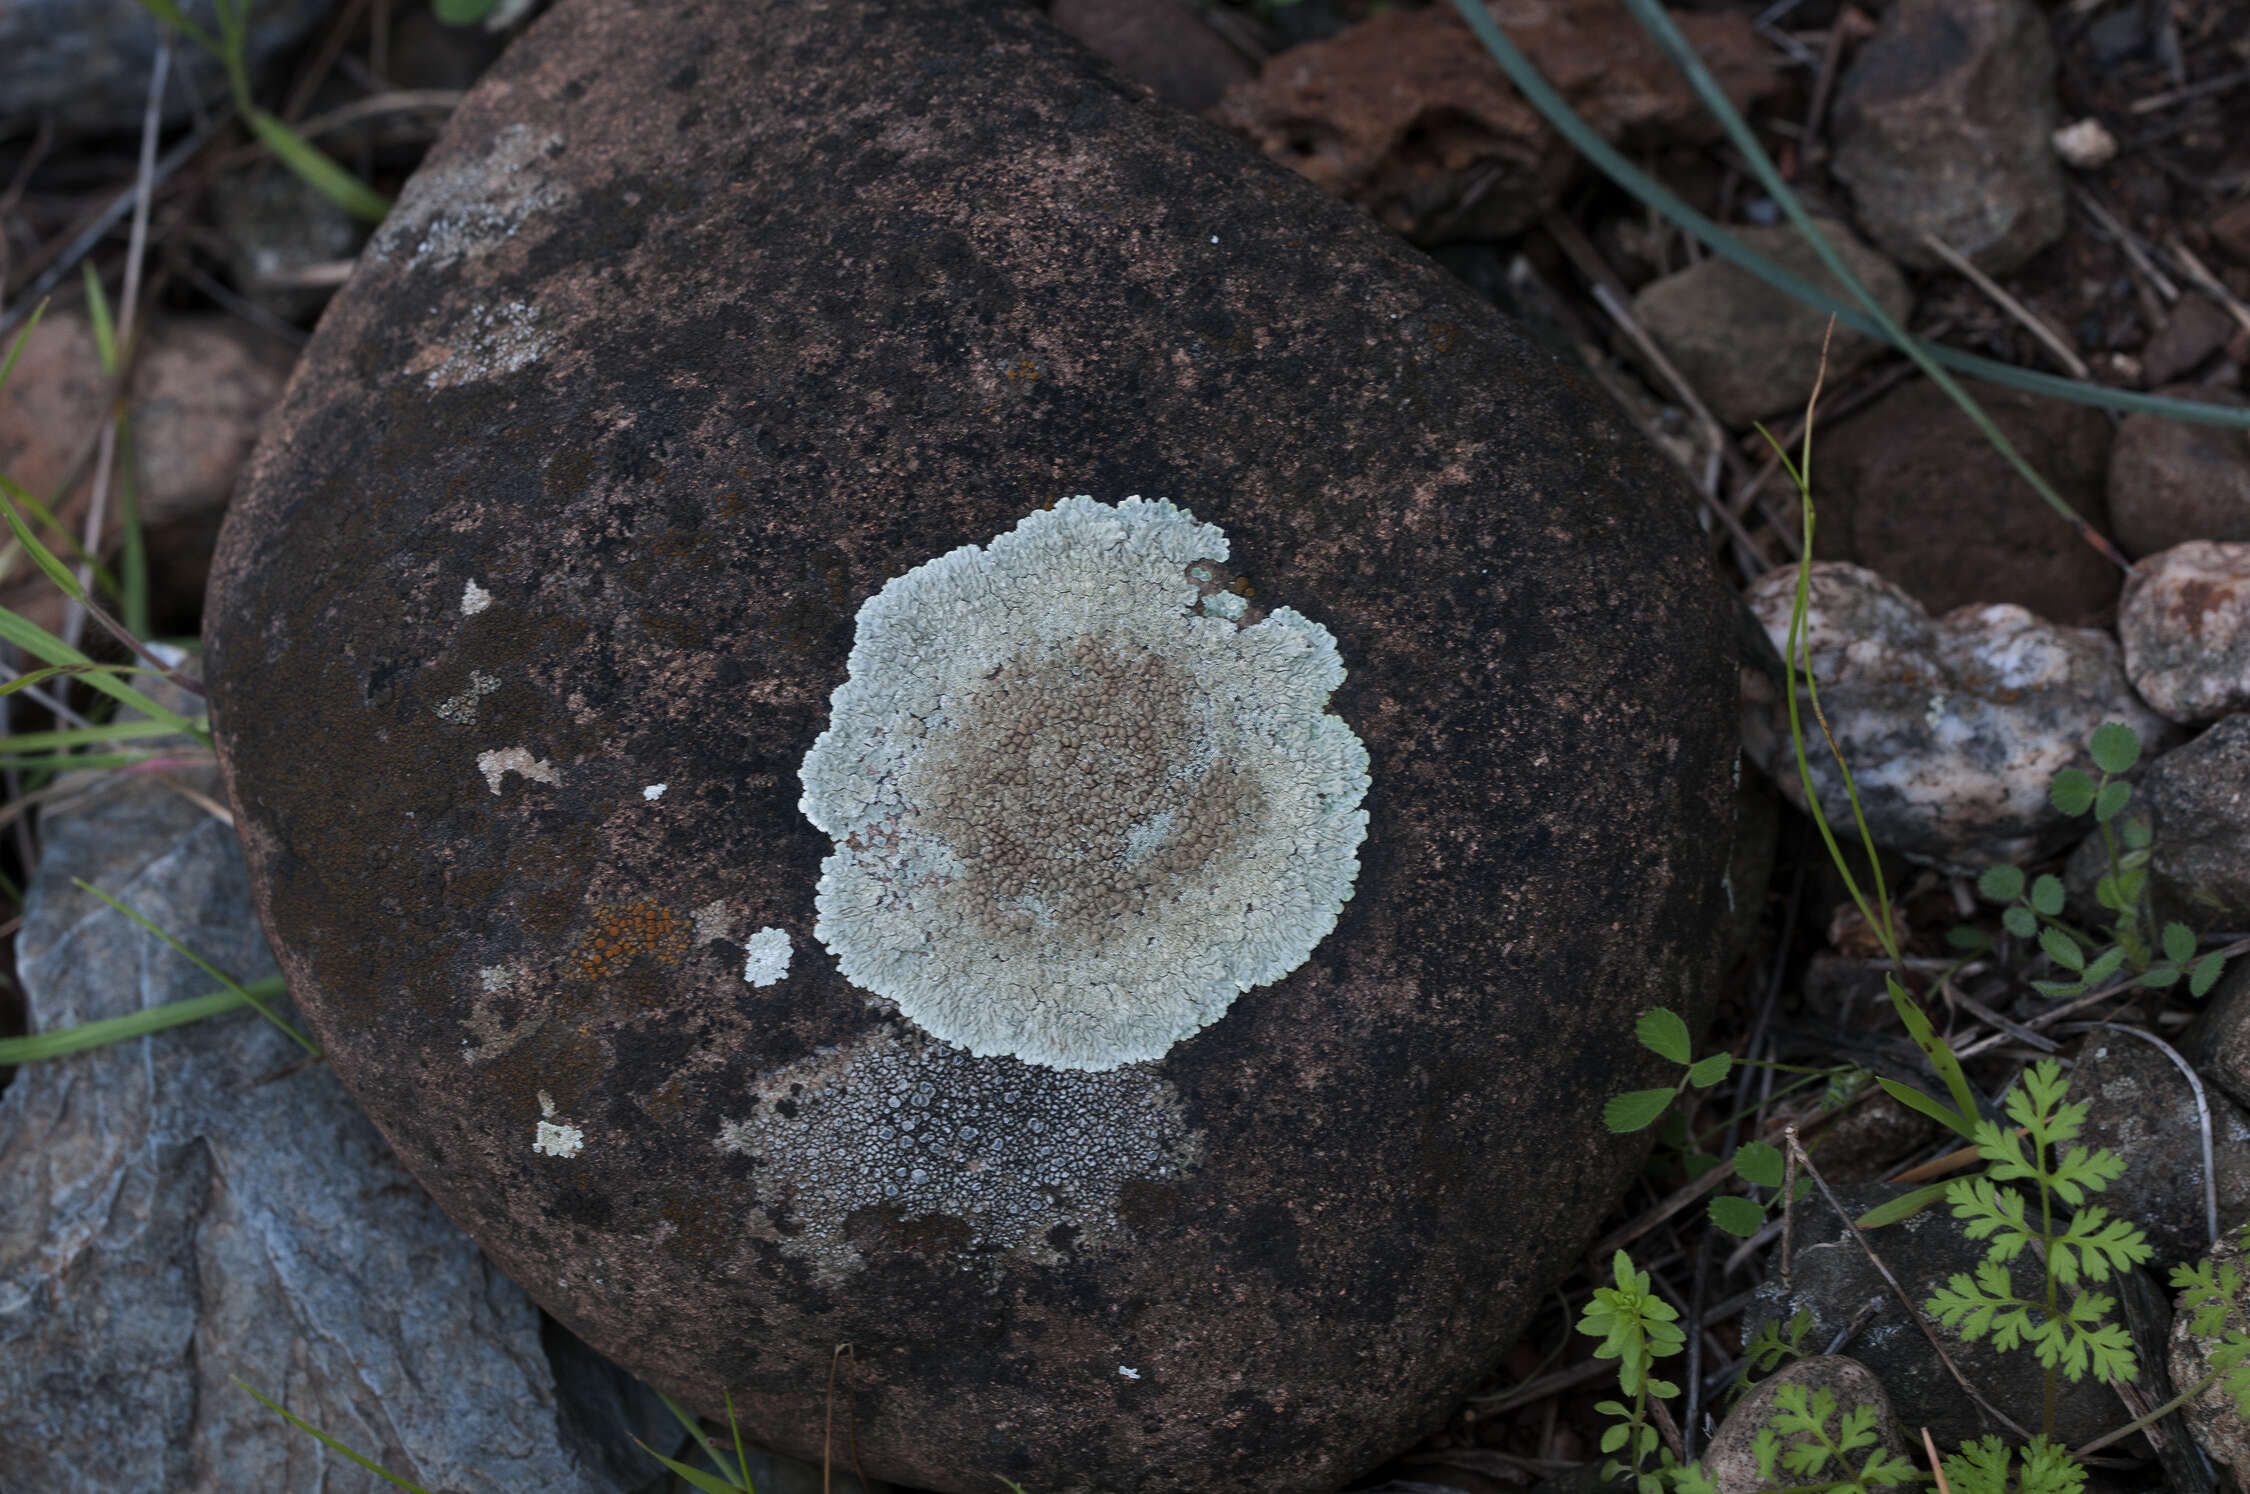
left=1811, top=380, right=2119, bottom=626
left=2120, top=541, right=2250, bottom=723
left=2107, top=385, right=2250, bottom=560
left=1739, top=562, right=2173, bottom=872
left=1630, top=222, right=1911, bottom=429
left=2075, top=1029, right=2250, bottom=1270
left=1830, top=0, right=2065, bottom=275
left=1048, top=0, right=1251, bottom=116
left=1703, top=1357, right=1906, bottom=1494
left=2134, top=714, right=2250, bottom=933
left=0, top=0, right=335, bottom=137
left=200, top=2, right=1741, bottom=1492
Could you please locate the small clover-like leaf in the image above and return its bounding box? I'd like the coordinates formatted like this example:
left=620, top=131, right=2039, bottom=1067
left=2082, top=946, right=2126, bottom=986
left=1979, top=865, right=2026, bottom=902
left=1636, top=1008, right=1692, bottom=1064
left=2050, top=768, right=2097, bottom=817
left=2003, top=905, right=2038, bottom=939
left=1605, top=1088, right=1678, bottom=1134
left=2164, top=923, right=2199, bottom=965
left=2089, top=721, right=2142, bottom=775
left=2031, top=875, right=2066, bottom=916
left=2041, top=926, right=2086, bottom=971
left=2122, top=815, right=2153, bottom=850
left=1736, top=1140, right=1785, bottom=1188
left=2141, top=965, right=2184, bottom=990
left=1709, top=1195, right=1767, bottom=1237
left=1687, top=1053, right=1733, bottom=1088
left=2095, top=778, right=2133, bottom=823
left=2193, top=952, right=2228, bottom=998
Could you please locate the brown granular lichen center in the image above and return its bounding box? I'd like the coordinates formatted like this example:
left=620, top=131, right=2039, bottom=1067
left=908, top=635, right=1264, bottom=950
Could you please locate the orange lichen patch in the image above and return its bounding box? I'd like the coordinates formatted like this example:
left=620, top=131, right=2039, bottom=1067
left=572, top=900, right=692, bottom=979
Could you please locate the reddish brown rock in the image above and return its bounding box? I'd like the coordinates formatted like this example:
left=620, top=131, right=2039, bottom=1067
left=0, top=310, right=292, bottom=632
left=203, top=2, right=1739, bottom=1491
left=1812, top=379, right=2120, bottom=625
left=2108, top=384, right=2250, bottom=558
left=1211, top=0, right=1776, bottom=245
left=2120, top=541, right=2250, bottom=722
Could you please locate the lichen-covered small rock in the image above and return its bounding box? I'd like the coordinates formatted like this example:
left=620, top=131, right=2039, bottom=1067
left=202, top=0, right=1741, bottom=1489
left=2120, top=541, right=2250, bottom=723
left=1740, top=562, right=2173, bottom=870
left=1631, top=223, right=1911, bottom=429
left=2107, top=386, right=2250, bottom=559
left=1704, top=1356, right=1907, bottom=1494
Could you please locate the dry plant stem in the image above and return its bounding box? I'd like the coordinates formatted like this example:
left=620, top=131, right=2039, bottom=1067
left=1648, top=1388, right=1687, bottom=1461
left=1784, top=1127, right=2035, bottom=1439
left=2130, top=66, right=2250, bottom=114
left=1918, top=232, right=2091, bottom=380
left=1782, top=1127, right=1799, bottom=1292
left=2162, top=237, right=2250, bottom=339
left=280, top=0, right=377, bottom=123
left=66, top=39, right=168, bottom=654
left=0, top=114, right=222, bottom=340
left=2092, top=1022, right=2218, bottom=1247
left=1923, top=1427, right=1953, bottom=1494
left=1946, top=984, right=2060, bottom=1054
left=2071, top=185, right=2181, bottom=303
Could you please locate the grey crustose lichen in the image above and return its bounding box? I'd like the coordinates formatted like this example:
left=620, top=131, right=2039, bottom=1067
left=799, top=495, right=1371, bottom=1070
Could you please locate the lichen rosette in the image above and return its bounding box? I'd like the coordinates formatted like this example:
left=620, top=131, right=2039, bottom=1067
left=799, top=495, right=1371, bottom=1070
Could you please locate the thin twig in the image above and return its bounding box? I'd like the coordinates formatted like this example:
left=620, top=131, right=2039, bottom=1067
left=1946, top=983, right=2061, bottom=1054
left=0, top=114, right=223, bottom=340
left=2161, top=236, right=2250, bottom=339
left=1919, top=231, right=2091, bottom=380
left=64, top=38, right=169, bottom=654
left=2071, top=184, right=2181, bottom=304
left=1784, top=1125, right=2035, bottom=1440
left=2129, top=66, right=2250, bottom=115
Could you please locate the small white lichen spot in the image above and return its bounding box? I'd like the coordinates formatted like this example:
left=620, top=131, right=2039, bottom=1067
left=462, top=579, right=493, bottom=616
left=534, top=1120, right=584, bottom=1157
left=477, top=746, right=561, bottom=794
left=437, top=669, right=502, bottom=725
left=1925, top=693, right=1947, bottom=731
left=799, top=495, right=1372, bottom=1070
left=691, top=899, right=733, bottom=945
left=642, top=783, right=667, bottom=801
left=1119, top=1366, right=1141, bottom=1380
left=742, top=926, right=793, bottom=987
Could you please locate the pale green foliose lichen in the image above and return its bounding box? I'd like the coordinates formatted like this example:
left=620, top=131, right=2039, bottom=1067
left=799, top=495, right=1371, bottom=1071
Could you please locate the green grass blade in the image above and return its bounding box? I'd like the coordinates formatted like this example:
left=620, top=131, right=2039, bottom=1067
left=72, top=879, right=320, bottom=1058
left=0, top=662, right=157, bottom=700
left=0, top=472, right=94, bottom=603
left=1855, top=1178, right=1957, bottom=1228
left=230, top=1379, right=440, bottom=1493
left=0, top=474, right=122, bottom=597
left=248, top=108, right=391, bottom=223
left=0, top=299, right=48, bottom=393
left=0, top=719, right=186, bottom=751
left=0, top=980, right=276, bottom=1063
left=631, top=1436, right=748, bottom=1494
left=130, top=0, right=223, bottom=54
left=0, top=604, right=209, bottom=744
left=0, top=750, right=193, bottom=774
left=1442, top=0, right=2250, bottom=432
left=1608, top=0, right=2125, bottom=567
left=82, top=264, right=117, bottom=373
left=655, top=1390, right=744, bottom=1485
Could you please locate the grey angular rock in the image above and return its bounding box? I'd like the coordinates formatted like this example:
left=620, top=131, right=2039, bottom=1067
left=1740, top=561, right=2174, bottom=871
left=1631, top=222, right=1912, bottom=428
left=2134, top=714, right=2250, bottom=933
left=1744, top=1184, right=2133, bottom=1449
left=1704, top=1356, right=1906, bottom=1494
left=199, top=0, right=1743, bottom=1488
left=0, top=0, right=336, bottom=138
left=1831, top=0, right=2066, bottom=275
left=2075, top=1030, right=2250, bottom=1270
left=2120, top=541, right=2250, bottom=723
left=0, top=753, right=682, bottom=1492
left=2107, top=386, right=2250, bottom=559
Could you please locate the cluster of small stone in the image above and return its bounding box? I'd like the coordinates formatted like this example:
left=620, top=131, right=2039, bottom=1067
left=799, top=495, right=1371, bottom=1071
left=572, top=901, right=690, bottom=980
left=715, top=1029, right=1202, bottom=1282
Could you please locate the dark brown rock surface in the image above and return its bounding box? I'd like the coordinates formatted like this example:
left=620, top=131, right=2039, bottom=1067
left=203, top=2, right=1739, bottom=1491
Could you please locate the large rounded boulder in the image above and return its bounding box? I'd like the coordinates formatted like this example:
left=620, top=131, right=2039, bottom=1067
left=204, top=2, right=1739, bottom=1490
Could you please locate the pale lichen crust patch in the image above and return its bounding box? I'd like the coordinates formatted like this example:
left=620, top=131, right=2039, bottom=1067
left=742, top=927, right=793, bottom=987
left=800, top=495, right=1371, bottom=1070
left=715, top=1028, right=1202, bottom=1283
